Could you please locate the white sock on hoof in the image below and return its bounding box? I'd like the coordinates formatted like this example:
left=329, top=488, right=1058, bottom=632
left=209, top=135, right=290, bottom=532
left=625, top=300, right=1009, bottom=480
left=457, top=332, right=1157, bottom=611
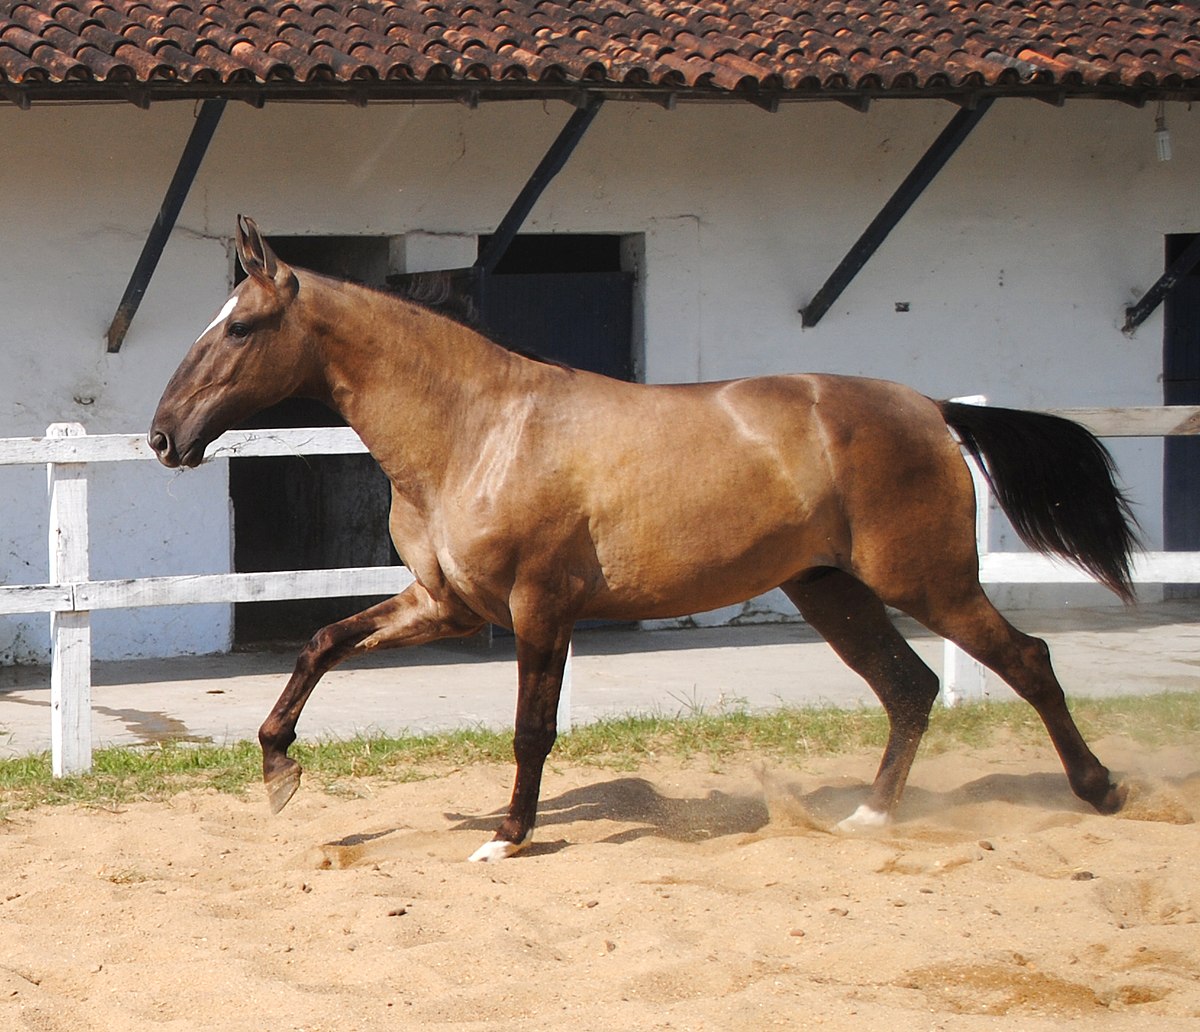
left=835, top=804, right=891, bottom=833
left=467, top=836, right=529, bottom=863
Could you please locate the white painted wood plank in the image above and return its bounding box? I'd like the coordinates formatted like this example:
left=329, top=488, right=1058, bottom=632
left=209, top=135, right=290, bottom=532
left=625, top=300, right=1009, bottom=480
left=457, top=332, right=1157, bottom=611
left=1128, top=552, right=1200, bottom=581
left=0, top=433, right=154, bottom=465
left=980, top=551, right=1200, bottom=584
left=558, top=639, right=574, bottom=732
left=0, top=567, right=417, bottom=615
left=0, top=584, right=75, bottom=616
left=47, top=423, right=91, bottom=777
left=1049, top=406, right=1200, bottom=438
left=5, top=550, right=1196, bottom=616
left=941, top=638, right=988, bottom=707
left=50, top=614, right=91, bottom=775
left=0, top=427, right=369, bottom=466
left=74, top=566, right=416, bottom=610
left=204, top=427, right=368, bottom=459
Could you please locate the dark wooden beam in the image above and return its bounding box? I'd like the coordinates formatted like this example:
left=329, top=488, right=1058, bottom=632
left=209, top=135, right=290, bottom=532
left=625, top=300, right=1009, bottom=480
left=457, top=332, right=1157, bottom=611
left=474, top=95, right=605, bottom=276
left=1124, top=233, right=1200, bottom=333
left=746, top=92, right=781, bottom=113
left=800, top=96, right=995, bottom=328
left=105, top=98, right=227, bottom=353
left=837, top=94, right=871, bottom=113
left=2, top=85, right=30, bottom=109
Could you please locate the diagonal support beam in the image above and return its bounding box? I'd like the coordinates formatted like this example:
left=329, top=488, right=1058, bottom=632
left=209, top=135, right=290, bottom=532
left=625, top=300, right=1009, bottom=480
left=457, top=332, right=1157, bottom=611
left=800, top=97, right=995, bottom=328
left=475, top=95, right=605, bottom=276
left=1123, top=233, right=1200, bottom=333
left=105, top=98, right=227, bottom=353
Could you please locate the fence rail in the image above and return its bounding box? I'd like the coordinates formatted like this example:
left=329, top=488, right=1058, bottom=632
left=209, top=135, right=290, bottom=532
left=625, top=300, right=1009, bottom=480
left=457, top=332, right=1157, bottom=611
left=0, top=567, right=415, bottom=616
left=0, top=425, right=369, bottom=466
left=2, top=407, right=1198, bottom=773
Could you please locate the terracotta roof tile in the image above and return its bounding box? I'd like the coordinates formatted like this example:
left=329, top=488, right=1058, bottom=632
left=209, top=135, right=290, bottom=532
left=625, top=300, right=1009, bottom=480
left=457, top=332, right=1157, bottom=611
left=2, top=0, right=1200, bottom=102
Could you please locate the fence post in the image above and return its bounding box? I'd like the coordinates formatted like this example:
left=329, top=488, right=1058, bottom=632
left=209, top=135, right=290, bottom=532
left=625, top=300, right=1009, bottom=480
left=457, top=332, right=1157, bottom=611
left=47, top=422, right=92, bottom=775
left=942, top=398, right=990, bottom=707
left=557, top=639, right=574, bottom=732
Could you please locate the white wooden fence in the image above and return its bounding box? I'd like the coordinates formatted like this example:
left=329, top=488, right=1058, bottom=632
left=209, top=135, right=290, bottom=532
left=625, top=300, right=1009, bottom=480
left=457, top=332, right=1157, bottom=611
left=2, top=425, right=414, bottom=775
left=1, top=407, right=1198, bottom=773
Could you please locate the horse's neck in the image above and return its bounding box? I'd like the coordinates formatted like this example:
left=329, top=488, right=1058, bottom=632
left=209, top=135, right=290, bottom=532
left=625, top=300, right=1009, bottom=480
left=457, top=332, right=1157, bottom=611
left=302, top=277, right=510, bottom=482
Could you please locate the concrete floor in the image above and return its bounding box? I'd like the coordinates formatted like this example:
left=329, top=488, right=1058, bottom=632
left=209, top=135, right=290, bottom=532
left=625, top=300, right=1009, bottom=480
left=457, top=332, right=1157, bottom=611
left=1, top=602, right=1197, bottom=758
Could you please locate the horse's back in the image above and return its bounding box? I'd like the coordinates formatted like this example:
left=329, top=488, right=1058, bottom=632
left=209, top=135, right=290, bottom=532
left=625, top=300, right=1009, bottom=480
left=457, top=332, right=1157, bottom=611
left=555, top=371, right=968, bottom=619
left=569, top=371, right=954, bottom=485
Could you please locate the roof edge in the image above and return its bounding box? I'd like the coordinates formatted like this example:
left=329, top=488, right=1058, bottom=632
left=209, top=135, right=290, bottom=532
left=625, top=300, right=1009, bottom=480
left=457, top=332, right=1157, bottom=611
left=3, top=80, right=1197, bottom=109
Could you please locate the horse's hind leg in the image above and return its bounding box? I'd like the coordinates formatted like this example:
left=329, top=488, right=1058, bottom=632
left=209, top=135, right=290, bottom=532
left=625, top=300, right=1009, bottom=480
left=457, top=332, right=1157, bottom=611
left=782, top=570, right=941, bottom=830
left=258, top=581, right=484, bottom=814
left=908, top=586, right=1126, bottom=815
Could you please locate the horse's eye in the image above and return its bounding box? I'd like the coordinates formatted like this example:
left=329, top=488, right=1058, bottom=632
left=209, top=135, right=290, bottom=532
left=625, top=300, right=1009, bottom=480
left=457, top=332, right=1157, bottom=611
left=227, top=321, right=251, bottom=340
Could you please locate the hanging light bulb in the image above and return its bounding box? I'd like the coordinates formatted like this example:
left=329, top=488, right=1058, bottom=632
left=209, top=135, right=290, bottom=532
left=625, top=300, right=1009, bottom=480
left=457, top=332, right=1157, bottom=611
left=1155, top=100, right=1173, bottom=162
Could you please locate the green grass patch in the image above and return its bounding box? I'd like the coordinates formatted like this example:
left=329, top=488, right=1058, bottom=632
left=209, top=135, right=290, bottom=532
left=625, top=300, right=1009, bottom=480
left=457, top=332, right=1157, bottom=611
left=0, top=691, right=1196, bottom=815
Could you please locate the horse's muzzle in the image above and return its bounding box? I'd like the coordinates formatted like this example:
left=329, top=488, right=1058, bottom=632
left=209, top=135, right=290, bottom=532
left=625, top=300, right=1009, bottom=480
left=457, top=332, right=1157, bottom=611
left=148, top=428, right=183, bottom=468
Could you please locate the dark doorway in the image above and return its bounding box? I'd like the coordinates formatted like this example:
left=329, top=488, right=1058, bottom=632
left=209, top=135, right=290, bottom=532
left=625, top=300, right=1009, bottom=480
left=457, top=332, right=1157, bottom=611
left=230, top=237, right=396, bottom=644
left=478, top=234, right=635, bottom=380
left=1163, top=233, right=1200, bottom=598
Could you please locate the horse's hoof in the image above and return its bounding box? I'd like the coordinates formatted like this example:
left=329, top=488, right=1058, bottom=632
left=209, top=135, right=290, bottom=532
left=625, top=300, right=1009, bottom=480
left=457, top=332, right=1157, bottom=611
left=467, top=836, right=529, bottom=863
left=265, top=760, right=302, bottom=815
left=835, top=804, right=891, bottom=834
left=1096, top=780, right=1129, bottom=815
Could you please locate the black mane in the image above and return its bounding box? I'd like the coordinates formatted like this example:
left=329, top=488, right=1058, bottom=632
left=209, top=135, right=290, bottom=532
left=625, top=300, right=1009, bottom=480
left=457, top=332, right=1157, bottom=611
left=386, top=268, right=573, bottom=371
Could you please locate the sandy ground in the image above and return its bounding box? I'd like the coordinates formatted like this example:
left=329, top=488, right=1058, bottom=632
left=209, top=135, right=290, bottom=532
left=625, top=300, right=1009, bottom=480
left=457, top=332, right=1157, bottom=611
left=2, top=732, right=1199, bottom=1031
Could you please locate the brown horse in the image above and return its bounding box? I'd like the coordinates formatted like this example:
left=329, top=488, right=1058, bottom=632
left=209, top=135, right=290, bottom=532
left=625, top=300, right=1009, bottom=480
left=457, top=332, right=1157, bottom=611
left=150, top=217, right=1138, bottom=861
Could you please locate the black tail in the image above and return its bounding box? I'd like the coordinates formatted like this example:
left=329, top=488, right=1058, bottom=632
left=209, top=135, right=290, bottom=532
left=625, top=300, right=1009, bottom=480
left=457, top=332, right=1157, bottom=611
left=938, top=400, right=1140, bottom=603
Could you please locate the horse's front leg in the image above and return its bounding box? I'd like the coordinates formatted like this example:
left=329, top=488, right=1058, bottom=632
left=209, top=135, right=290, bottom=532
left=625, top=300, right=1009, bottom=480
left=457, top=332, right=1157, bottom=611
left=468, top=626, right=573, bottom=862
left=259, top=582, right=484, bottom=814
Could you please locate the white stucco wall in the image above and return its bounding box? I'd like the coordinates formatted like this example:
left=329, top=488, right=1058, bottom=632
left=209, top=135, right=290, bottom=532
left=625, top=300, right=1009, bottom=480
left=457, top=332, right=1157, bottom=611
left=0, top=96, right=1191, bottom=659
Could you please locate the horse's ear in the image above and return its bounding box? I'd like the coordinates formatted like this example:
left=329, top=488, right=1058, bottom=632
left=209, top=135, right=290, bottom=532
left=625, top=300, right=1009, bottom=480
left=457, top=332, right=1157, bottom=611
left=235, top=215, right=293, bottom=293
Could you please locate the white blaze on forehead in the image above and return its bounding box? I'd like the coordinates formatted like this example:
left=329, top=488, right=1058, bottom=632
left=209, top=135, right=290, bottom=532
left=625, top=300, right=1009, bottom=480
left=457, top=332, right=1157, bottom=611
left=196, top=295, right=238, bottom=344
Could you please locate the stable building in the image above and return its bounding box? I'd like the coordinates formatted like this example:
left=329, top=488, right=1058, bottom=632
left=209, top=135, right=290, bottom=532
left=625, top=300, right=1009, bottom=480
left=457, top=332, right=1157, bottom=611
left=1, top=0, right=1199, bottom=662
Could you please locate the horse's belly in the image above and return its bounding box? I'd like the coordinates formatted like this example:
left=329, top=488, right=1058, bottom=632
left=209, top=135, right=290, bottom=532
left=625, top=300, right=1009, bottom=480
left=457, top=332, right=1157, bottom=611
left=582, top=506, right=842, bottom=622
left=578, top=426, right=844, bottom=619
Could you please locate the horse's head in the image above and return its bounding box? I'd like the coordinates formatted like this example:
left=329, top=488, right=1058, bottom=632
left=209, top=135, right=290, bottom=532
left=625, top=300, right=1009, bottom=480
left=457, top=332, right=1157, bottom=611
left=149, top=216, right=309, bottom=468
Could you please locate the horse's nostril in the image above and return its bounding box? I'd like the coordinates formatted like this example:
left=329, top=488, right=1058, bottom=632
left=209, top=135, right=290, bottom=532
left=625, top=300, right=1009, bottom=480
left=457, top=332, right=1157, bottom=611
left=149, top=430, right=171, bottom=458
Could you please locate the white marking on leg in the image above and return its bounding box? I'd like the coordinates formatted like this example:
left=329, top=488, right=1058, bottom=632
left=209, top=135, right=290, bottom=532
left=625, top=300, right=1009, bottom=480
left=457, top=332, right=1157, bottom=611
left=196, top=295, right=238, bottom=343
left=467, top=834, right=530, bottom=863
left=835, top=804, right=892, bottom=834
